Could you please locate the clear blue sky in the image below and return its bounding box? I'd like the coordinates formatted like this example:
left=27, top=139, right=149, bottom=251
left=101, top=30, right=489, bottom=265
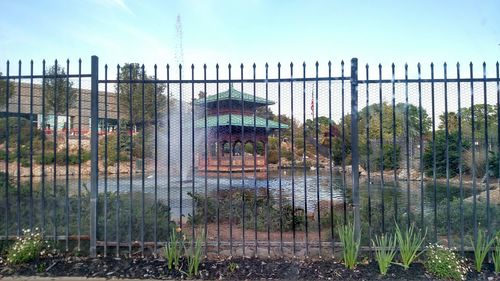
left=1, top=0, right=499, bottom=79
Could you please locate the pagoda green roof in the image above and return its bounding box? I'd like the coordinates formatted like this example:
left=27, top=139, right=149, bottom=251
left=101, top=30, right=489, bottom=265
left=195, top=114, right=289, bottom=129
left=194, top=87, right=274, bottom=106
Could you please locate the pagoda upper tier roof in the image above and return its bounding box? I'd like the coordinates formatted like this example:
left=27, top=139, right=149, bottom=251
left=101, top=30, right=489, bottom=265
left=194, top=87, right=274, bottom=107
left=194, top=114, right=289, bottom=129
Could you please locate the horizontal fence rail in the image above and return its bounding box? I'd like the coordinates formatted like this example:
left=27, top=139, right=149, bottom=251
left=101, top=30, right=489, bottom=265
left=0, top=56, right=499, bottom=259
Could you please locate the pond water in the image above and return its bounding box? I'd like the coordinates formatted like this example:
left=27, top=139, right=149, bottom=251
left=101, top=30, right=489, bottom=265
left=47, top=169, right=472, bottom=220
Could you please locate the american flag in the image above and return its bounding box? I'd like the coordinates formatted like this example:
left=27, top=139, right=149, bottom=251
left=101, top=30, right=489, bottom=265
left=310, top=86, right=314, bottom=118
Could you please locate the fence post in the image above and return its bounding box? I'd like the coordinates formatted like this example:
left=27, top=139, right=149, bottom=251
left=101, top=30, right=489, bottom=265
left=90, top=55, right=99, bottom=257
left=350, top=58, right=361, bottom=242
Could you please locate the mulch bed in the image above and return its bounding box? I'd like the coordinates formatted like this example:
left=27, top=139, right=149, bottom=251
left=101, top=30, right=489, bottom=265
left=0, top=255, right=497, bottom=280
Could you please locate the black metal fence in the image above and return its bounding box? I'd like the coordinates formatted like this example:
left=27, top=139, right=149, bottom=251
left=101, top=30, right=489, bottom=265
left=0, top=56, right=499, bottom=258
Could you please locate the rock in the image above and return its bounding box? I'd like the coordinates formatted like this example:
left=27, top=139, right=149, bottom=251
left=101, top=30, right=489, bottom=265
left=398, top=168, right=424, bottom=181
left=340, top=165, right=366, bottom=176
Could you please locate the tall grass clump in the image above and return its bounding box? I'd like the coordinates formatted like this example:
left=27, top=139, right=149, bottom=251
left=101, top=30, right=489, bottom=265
left=372, top=233, right=397, bottom=275
left=394, top=223, right=426, bottom=270
left=470, top=229, right=495, bottom=272
left=337, top=222, right=360, bottom=270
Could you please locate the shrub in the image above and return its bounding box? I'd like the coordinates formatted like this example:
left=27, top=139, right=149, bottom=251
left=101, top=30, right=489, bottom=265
left=432, top=199, right=499, bottom=236
left=424, top=244, right=468, bottom=281
left=488, top=150, right=499, bottom=178
left=267, top=150, right=279, bottom=164
left=6, top=228, right=50, bottom=264
left=188, top=188, right=306, bottom=232
left=99, top=134, right=131, bottom=166
left=0, top=173, right=176, bottom=243
left=463, top=148, right=488, bottom=178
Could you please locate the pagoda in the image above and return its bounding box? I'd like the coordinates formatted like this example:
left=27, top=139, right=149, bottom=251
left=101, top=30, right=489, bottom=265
left=194, top=87, right=288, bottom=173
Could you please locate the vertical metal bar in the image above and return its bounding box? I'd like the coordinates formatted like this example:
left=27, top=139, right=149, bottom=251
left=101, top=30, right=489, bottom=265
left=404, top=63, right=411, bottom=230
left=41, top=60, right=46, bottom=237
left=456, top=62, right=464, bottom=255
left=365, top=63, right=372, bottom=250
left=65, top=59, right=70, bottom=251
left=444, top=63, right=451, bottom=248
left=90, top=55, right=99, bottom=257
left=140, top=65, right=145, bottom=256
left=29, top=60, right=34, bottom=230
left=496, top=62, right=500, bottom=243
left=153, top=64, right=158, bottom=253
left=418, top=63, right=424, bottom=232
left=391, top=63, right=398, bottom=224
left=278, top=62, right=284, bottom=255
left=378, top=64, right=385, bottom=233
left=16, top=60, right=21, bottom=236
left=350, top=58, right=361, bottom=243
left=203, top=64, right=208, bottom=257
left=431, top=63, right=437, bottom=242
left=179, top=64, right=183, bottom=229
left=104, top=64, right=109, bottom=255
left=327, top=61, right=333, bottom=257
left=240, top=64, right=245, bottom=257
left=290, top=62, right=296, bottom=257
left=252, top=63, right=257, bottom=257
left=77, top=59, right=82, bottom=251
left=191, top=64, right=195, bottom=248
left=128, top=64, right=133, bottom=255
left=4, top=60, right=9, bottom=239
left=470, top=62, right=477, bottom=244
left=215, top=64, right=220, bottom=256
left=341, top=61, right=347, bottom=225
left=166, top=64, right=172, bottom=248
left=265, top=63, right=270, bottom=257
left=53, top=59, right=58, bottom=243
left=482, top=63, right=490, bottom=238
left=116, top=64, right=121, bottom=256
left=228, top=64, right=233, bottom=256
left=302, top=62, right=309, bottom=257
left=314, top=62, right=321, bottom=257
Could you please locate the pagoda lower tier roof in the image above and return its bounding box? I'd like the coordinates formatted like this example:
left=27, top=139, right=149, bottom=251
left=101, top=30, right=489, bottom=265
left=194, top=114, right=289, bottom=129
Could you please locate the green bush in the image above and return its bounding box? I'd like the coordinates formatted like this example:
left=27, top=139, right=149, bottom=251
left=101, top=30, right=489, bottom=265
left=188, top=188, right=306, bottom=232
left=0, top=172, right=175, bottom=243
left=267, top=150, right=279, bottom=164
left=0, top=117, right=42, bottom=146
left=99, top=133, right=132, bottom=166
left=424, top=244, right=468, bottom=280
left=6, top=228, right=50, bottom=264
left=431, top=199, right=499, bottom=235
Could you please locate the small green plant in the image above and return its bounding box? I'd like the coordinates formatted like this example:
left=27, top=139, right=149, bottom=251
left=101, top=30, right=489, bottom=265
left=394, top=223, right=426, bottom=270
left=337, top=222, right=360, bottom=270
left=227, top=262, right=238, bottom=273
left=493, top=234, right=500, bottom=274
left=165, top=227, right=182, bottom=270
left=185, top=233, right=204, bottom=278
left=6, top=228, right=49, bottom=264
left=424, top=244, right=468, bottom=281
left=372, top=233, right=397, bottom=275
left=470, top=229, right=495, bottom=272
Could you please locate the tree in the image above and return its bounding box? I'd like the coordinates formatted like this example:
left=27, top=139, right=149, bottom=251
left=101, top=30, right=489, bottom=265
left=44, top=64, right=76, bottom=115
left=116, top=63, right=167, bottom=128
left=438, top=112, right=460, bottom=133
left=423, top=131, right=471, bottom=178
left=0, top=72, right=15, bottom=111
